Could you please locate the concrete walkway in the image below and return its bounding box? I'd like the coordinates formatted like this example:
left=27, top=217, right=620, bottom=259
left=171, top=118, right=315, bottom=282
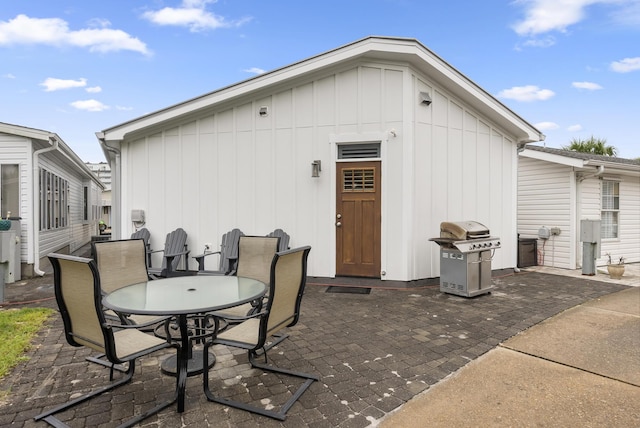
left=378, top=286, right=640, bottom=427
left=0, top=261, right=638, bottom=427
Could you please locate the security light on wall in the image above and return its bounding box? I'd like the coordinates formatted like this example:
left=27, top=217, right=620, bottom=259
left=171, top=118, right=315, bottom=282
left=419, top=92, right=432, bottom=106
left=258, top=106, right=269, bottom=116
left=311, top=160, right=322, bottom=178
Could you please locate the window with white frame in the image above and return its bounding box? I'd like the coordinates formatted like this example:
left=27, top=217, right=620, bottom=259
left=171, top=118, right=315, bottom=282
left=39, top=168, right=69, bottom=230
left=1, top=164, right=20, bottom=218
left=601, top=180, right=619, bottom=239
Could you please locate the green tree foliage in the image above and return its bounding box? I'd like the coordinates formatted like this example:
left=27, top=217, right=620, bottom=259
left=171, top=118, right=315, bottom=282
left=562, top=136, right=618, bottom=156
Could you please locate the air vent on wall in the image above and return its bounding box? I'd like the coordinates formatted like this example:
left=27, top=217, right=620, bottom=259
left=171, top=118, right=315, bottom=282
left=338, top=143, right=381, bottom=159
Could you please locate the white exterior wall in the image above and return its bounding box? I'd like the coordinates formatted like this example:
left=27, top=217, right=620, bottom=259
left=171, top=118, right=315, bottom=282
left=413, top=75, right=519, bottom=278
left=0, top=131, right=100, bottom=273
left=119, top=61, right=523, bottom=280
left=519, top=155, right=640, bottom=269
left=0, top=133, right=32, bottom=263
left=591, top=176, right=640, bottom=266
left=518, top=156, right=574, bottom=269
left=34, top=155, right=96, bottom=256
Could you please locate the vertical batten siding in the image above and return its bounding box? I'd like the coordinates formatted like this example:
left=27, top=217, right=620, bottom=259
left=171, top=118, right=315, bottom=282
left=412, top=72, right=519, bottom=278
left=120, top=60, right=523, bottom=280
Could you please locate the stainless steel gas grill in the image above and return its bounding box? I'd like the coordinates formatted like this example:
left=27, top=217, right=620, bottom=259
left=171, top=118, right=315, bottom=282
left=429, top=221, right=501, bottom=297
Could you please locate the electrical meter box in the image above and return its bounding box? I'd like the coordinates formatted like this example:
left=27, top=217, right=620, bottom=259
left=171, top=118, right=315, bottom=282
left=131, top=209, right=145, bottom=223
left=580, top=219, right=601, bottom=243
left=538, top=226, right=550, bottom=240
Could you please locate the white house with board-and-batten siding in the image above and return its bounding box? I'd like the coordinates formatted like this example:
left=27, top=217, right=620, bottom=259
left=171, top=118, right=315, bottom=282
left=98, top=36, right=544, bottom=282
left=518, top=145, right=640, bottom=270
left=0, top=122, right=104, bottom=280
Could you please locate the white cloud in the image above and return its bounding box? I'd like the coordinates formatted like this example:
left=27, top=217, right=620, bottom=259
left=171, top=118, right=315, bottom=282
left=243, top=67, right=265, bottom=74
left=115, top=105, right=133, bottom=111
left=70, top=99, right=109, bottom=112
left=535, top=121, right=560, bottom=131
left=86, top=86, right=102, bottom=93
left=41, top=77, right=87, bottom=92
left=2, top=73, right=16, bottom=79
left=511, top=0, right=639, bottom=36
left=0, top=14, right=150, bottom=55
left=572, top=81, right=603, bottom=90
left=610, top=57, right=640, bottom=73
left=567, top=124, right=583, bottom=131
left=497, top=85, right=555, bottom=102
left=142, top=0, right=251, bottom=32
left=518, top=35, right=556, bottom=49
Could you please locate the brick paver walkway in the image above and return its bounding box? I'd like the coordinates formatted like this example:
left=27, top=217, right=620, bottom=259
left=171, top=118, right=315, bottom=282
left=0, top=271, right=627, bottom=427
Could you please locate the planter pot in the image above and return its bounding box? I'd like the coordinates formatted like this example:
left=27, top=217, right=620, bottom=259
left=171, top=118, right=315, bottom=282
left=0, top=219, right=11, bottom=231
left=607, top=264, right=625, bottom=279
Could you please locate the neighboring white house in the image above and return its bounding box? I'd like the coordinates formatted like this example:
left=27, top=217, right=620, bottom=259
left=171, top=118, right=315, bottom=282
left=86, top=161, right=112, bottom=227
left=0, top=122, right=104, bottom=279
left=98, top=36, right=544, bottom=281
left=518, top=144, right=640, bottom=269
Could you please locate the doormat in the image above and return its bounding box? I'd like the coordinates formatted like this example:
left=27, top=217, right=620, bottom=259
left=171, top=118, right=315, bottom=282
left=325, top=286, right=371, bottom=294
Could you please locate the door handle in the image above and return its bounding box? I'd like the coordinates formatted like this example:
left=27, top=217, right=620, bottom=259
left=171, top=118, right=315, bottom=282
left=336, top=214, right=342, bottom=219
left=336, top=222, right=342, bottom=227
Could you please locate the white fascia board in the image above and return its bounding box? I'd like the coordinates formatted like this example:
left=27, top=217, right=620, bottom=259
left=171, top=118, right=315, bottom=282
left=519, top=148, right=586, bottom=167
left=0, top=122, right=52, bottom=142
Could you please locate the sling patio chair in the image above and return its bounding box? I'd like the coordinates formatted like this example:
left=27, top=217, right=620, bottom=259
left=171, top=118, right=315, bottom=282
left=92, top=238, right=170, bottom=328
left=87, top=239, right=171, bottom=371
left=34, top=254, right=178, bottom=428
left=193, top=228, right=244, bottom=275
left=202, top=246, right=318, bottom=421
left=211, top=235, right=281, bottom=324
left=147, top=227, right=191, bottom=278
left=130, top=227, right=152, bottom=268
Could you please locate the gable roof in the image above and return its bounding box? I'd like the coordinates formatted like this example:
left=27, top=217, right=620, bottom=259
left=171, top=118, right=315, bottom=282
left=0, top=121, right=105, bottom=188
left=520, top=144, right=640, bottom=174
left=98, top=36, right=544, bottom=146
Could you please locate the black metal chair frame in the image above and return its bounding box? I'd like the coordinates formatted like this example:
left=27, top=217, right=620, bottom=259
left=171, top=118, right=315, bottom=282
left=34, top=254, right=179, bottom=428
left=202, top=246, right=317, bottom=420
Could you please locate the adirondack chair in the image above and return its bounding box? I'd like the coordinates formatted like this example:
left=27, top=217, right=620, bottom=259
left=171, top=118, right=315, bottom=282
left=147, top=228, right=190, bottom=277
left=131, top=227, right=152, bottom=268
left=193, top=228, right=244, bottom=275
left=267, top=228, right=290, bottom=251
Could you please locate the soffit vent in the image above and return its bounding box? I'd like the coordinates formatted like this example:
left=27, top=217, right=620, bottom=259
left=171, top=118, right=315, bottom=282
left=338, top=143, right=381, bottom=159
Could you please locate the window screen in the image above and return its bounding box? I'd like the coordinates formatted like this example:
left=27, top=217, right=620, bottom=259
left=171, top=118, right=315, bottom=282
left=601, top=180, right=619, bottom=239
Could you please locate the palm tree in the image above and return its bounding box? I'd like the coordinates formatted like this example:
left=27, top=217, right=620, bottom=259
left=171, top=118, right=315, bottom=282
left=562, top=136, right=617, bottom=156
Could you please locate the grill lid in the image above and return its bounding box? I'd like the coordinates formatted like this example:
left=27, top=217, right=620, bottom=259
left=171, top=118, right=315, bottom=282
left=439, top=221, right=490, bottom=240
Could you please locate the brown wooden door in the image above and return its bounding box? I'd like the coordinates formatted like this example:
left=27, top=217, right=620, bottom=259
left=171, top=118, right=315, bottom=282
left=336, top=161, right=381, bottom=277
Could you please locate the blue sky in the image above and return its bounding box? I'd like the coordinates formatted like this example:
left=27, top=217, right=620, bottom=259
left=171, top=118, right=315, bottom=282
left=1, top=0, right=639, bottom=161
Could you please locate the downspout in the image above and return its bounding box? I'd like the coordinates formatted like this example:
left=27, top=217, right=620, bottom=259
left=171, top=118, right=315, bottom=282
left=32, top=136, right=59, bottom=276
left=97, top=133, right=121, bottom=239
left=579, top=165, right=605, bottom=182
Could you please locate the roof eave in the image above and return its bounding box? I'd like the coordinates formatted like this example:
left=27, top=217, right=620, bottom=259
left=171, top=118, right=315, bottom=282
left=99, top=36, right=544, bottom=144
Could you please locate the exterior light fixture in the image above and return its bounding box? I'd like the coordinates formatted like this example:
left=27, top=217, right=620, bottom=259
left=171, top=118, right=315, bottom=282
left=311, top=160, right=321, bottom=178
left=258, top=106, right=269, bottom=116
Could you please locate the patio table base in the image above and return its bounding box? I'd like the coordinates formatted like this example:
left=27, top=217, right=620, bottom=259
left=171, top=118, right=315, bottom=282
left=161, top=350, right=215, bottom=377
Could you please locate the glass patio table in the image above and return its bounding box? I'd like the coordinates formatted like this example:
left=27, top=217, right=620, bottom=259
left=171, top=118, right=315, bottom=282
left=102, top=275, right=266, bottom=413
